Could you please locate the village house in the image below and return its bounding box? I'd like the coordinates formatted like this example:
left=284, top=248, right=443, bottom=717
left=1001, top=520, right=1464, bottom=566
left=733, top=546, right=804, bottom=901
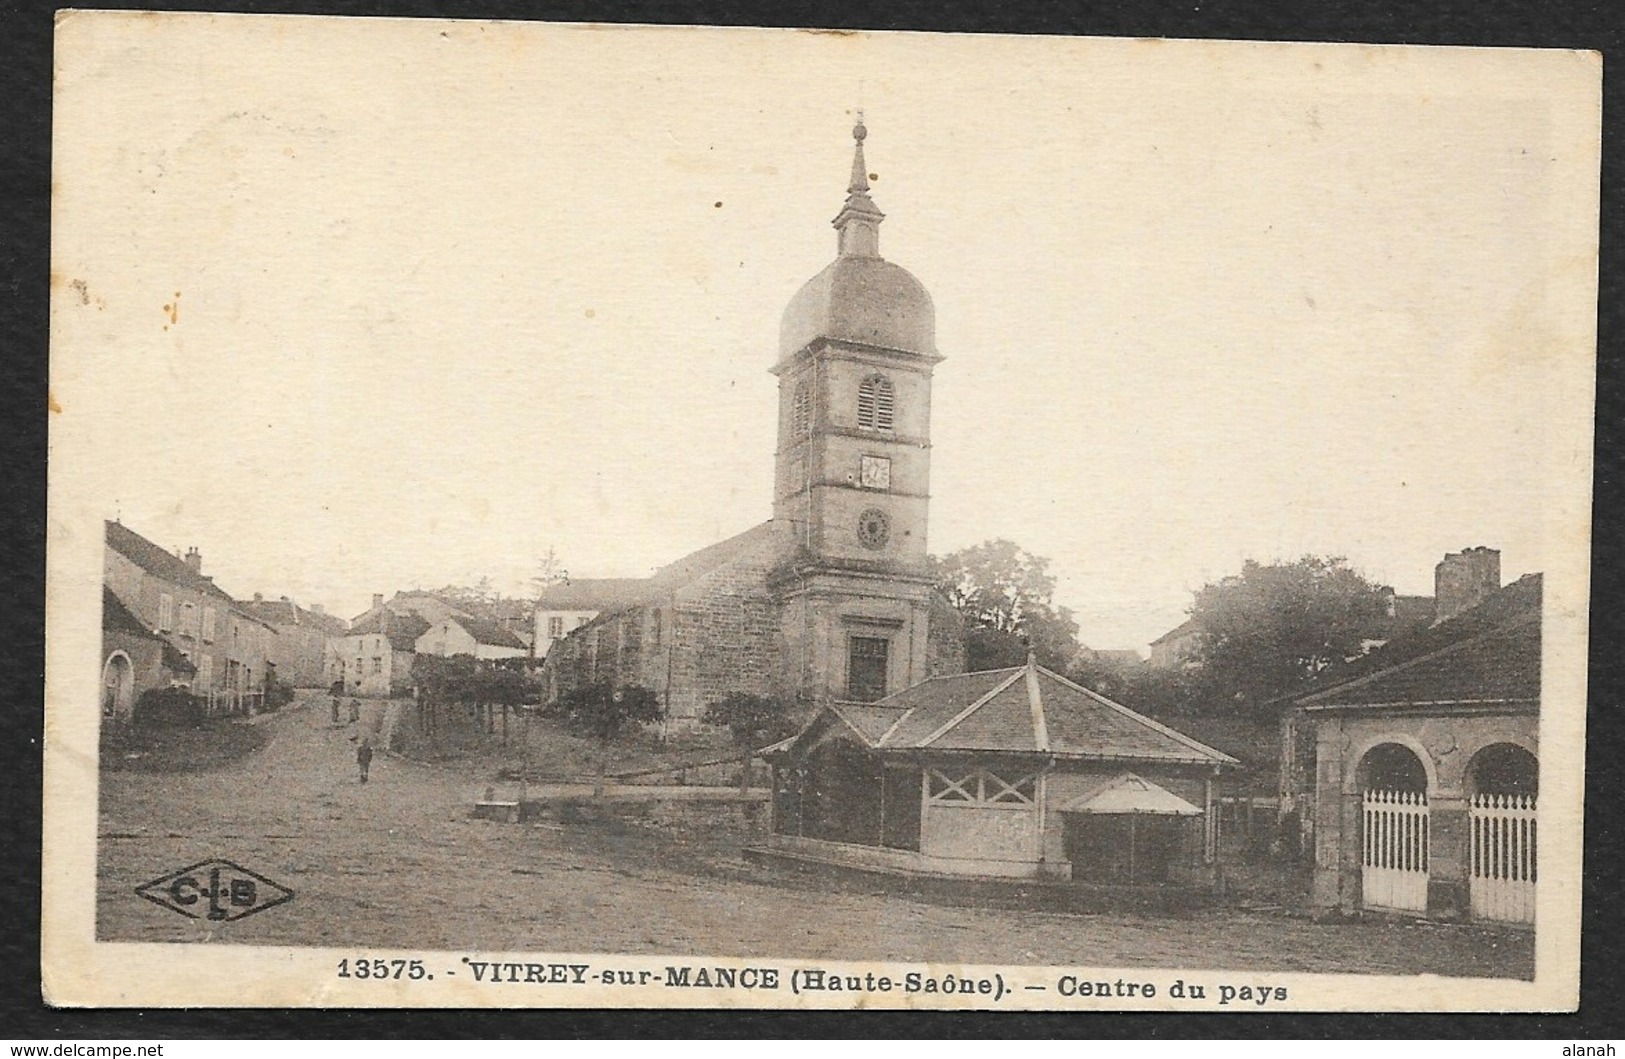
left=415, top=615, right=530, bottom=661
left=100, top=585, right=194, bottom=723
left=103, top=520, right=278, bottom=716
left=542, top=119, right=967, bottom=725
left=239, top=594, right=348, bottom=688
left=532, top=578, right=649, bottom=660
left=327, top=595, right=430, bottom=697
left=761, top=656, right=1236, bottom=883
left=1279, top=549, right=1539, bottom=927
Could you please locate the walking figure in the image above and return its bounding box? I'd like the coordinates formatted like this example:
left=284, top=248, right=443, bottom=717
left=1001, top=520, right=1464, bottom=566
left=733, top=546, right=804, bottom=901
left=349, top=697, right=361, bottom=724
left=356, top=740, right=373, bottom=784
left=329, top=680, right=343, bottom=725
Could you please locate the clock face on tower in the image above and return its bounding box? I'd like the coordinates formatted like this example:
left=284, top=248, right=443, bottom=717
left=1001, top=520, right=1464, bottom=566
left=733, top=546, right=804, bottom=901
left=859, top=455, right=891, bottom=490
left=857, top=507, right=891, bottom=549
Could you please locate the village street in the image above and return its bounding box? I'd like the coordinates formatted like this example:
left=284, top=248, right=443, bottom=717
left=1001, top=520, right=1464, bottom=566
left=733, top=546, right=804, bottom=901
left=97, top=693, right=1533, bottom=979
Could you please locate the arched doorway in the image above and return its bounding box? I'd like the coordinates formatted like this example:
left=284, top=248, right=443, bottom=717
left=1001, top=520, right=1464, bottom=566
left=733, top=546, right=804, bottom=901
left=101, top=652, right=134, bottom=724
left=1357, top=742, right=1430, bottom=913
left=1466, top=743, right=1537, bottom=924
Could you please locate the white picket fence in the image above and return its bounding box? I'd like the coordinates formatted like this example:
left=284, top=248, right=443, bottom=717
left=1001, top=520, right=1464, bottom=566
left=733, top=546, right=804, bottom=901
left=1469, top=792, right=1536, bottom=925
left=1362, top=789, right=1430, bottom=913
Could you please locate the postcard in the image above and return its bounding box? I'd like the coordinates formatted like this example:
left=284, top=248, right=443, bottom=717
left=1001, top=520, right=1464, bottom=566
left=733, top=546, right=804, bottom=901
left=44, top=12, right=1600, bottom=1010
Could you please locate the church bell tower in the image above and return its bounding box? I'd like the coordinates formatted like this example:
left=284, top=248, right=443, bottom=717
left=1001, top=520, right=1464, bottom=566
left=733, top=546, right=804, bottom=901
left=770, top=117, right=948, bottom=706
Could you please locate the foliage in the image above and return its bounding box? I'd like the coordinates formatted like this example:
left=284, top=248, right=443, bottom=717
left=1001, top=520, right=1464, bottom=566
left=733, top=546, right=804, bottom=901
left=705, top=692, right=797, bottom=751
left=133, top=687, right=208, bottom=729
left=555, top=682, right=663, bottom=744
left=415, top=653, right=536, bottom=707
left=929, top=539, right=1081, bottom=671
left=528, top=546, right=569, bottom=599
left=1187, top=555, right=1390, bottom=713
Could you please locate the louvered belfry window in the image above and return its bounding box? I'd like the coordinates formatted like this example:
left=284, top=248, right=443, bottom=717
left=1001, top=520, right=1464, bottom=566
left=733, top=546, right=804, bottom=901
left=792, top=382, right=811, bottom=437
left=857, top=374, right=894, bottom=432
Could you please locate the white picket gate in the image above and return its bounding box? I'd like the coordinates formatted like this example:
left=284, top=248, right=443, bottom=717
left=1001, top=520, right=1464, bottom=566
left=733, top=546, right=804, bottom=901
left=1362, top=789, right=1429, bottom=913
left=1469, top=793, right=1536, bottom=925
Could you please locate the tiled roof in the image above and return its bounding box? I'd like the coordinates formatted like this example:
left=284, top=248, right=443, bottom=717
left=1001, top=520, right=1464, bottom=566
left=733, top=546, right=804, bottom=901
left=454, top=616, right=528, bottom=650
left=343, top=610, right=431, bottom=652
left=103, top=587, right=196, bottom=673
left=539, top=522, right=794, bottom=620
left=240, top=598, right=349, bottom=636
left=1291, top=573, right=1542, bottom=710
left=103, top=586, right=163, bottom=640
left=1149, top=617, right=1200, bottom=647
left=814, top=662, right=1236, bottom=765
left=535, top=578, right=655, bottom=611
left=648, top=520, right=793, bottom=592
left=105, top=521, right=235, bottom=603
left=1056, top=773, right=1204, bottom=816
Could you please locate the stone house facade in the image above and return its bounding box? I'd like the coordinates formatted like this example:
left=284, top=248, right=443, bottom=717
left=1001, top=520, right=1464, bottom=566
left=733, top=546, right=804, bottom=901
left=103, top=520, right=277, bottom=715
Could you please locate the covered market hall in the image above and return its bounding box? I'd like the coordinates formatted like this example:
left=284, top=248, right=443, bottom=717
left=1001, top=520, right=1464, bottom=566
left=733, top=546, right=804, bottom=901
left=762, top=657, right=1237, bottom=884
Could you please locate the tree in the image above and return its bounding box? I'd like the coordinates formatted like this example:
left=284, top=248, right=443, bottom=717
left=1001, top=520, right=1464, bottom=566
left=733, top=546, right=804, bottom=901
left=1186, top=555, right=1391, bottom=713
left=705, top=692, right=797, bottom=791
left=528, top=546, right=569, bottom=599
left=930, top=539, right=1081, bottom=671
left=555, top=682, right=663, bottom=794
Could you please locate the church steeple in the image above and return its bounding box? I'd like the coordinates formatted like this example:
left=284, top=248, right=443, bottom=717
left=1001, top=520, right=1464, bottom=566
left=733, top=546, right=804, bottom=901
left=833, top=114, right=884, bottom=258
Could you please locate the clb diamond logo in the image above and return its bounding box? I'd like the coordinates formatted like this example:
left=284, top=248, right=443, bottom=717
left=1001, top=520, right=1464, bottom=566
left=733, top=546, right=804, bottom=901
left=136, top=859, right=294, bottom=922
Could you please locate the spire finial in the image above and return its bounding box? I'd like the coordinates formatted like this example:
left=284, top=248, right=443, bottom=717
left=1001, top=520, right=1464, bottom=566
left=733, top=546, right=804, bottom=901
left=848, top=111, right=870, bottom=195
left=834, top=111, right=884, bottom=257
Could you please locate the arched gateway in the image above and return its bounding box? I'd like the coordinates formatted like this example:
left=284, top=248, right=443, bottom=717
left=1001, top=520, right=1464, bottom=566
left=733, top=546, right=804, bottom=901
left=1357, top=742, right=1431, bottom=913
left=1466, top=742, right=1538, bottom=924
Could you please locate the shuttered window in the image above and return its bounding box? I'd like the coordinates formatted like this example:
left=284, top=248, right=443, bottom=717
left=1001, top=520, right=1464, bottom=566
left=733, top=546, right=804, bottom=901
left=857, top=374, right=894, bottom=432
left=158, top=593, right=174, bottom=632
left=792, top=382, right=811, bottom=437
left=201, top=607, right=216, bottom=643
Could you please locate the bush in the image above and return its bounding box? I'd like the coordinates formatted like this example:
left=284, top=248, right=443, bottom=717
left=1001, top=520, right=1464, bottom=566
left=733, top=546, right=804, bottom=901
left=133, top=686, right=208, bottom=729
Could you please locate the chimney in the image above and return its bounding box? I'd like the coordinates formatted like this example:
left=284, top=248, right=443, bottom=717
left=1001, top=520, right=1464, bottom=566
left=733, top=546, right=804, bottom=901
left=184, top=546, right=202, bottom=573
left=372, top=593, right=384, bottom=610
left=1434, top=547, right=1501, bottom=624
left=253, top=592, right=264, bottom=603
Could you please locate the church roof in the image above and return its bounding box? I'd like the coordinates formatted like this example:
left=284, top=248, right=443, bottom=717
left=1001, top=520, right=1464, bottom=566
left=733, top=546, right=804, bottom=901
left=534, top=578, right=652, bottom=611
left=779, top=255, right=937, bottom=360
left=809, top=660, right=1236, bottom=765
left=777, top=119, right=936, bottom=361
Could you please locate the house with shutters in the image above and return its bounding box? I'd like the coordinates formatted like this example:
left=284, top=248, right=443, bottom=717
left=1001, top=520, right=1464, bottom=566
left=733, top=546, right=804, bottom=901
left=328, top=606, right=431, bottom=697
left=103, top=520, right=278, bottom=715
left=760, top=656, right=1236, bottom=883
left=100, top=586, right=195, bottom=724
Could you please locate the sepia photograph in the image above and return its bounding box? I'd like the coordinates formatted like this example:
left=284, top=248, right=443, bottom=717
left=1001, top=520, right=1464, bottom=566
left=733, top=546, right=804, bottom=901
left=43, top=13, right=1600, bottom=1011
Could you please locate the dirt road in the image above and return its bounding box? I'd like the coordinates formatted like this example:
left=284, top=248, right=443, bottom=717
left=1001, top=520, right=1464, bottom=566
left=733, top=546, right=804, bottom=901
left=96, top=692, right=1533, bottom=978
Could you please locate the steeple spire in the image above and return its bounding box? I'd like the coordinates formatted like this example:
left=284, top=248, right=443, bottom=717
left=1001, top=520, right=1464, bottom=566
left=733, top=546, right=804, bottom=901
left=833, top=112, right=884, bottom=257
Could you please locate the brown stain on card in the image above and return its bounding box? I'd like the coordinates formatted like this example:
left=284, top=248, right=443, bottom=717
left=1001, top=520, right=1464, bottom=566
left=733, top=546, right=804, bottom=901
left=48, top=391, right=62, bottom=414
left=162, top=291, right=180, bottom=330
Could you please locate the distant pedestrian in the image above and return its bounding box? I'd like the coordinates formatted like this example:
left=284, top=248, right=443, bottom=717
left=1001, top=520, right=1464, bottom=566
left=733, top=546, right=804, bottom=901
left=349, top=697, right=361, bottom=724
left=356, top=740, right=373, bottom=784
left=330, top=692, right=340, bottom=725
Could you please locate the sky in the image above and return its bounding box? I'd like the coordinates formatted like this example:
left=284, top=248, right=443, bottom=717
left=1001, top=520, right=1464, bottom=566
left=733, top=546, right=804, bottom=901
left=50, top=16, right=1600, bottom=650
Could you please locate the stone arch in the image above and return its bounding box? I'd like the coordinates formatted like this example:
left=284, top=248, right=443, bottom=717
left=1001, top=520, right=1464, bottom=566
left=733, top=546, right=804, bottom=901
left=101, top=650, right=135, bottom=723
left=1344, top=732, right=1437, bottom=795
left=1465, top=742, right=1539, bottom=798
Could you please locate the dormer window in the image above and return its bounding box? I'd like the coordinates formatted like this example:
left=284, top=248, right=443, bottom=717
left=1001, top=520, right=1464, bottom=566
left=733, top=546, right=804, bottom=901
left=791, top=381, right=812, bottom=438
left=857, top=374, right=894, bottom=432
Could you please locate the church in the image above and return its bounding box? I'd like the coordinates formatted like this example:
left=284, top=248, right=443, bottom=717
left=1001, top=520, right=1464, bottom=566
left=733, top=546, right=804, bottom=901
left=540, top=118, right=967, bottom=726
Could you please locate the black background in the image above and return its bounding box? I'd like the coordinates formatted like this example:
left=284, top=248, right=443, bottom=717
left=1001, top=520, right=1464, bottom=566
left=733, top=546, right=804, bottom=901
left=2, top=0, right=1620, bottom=1039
